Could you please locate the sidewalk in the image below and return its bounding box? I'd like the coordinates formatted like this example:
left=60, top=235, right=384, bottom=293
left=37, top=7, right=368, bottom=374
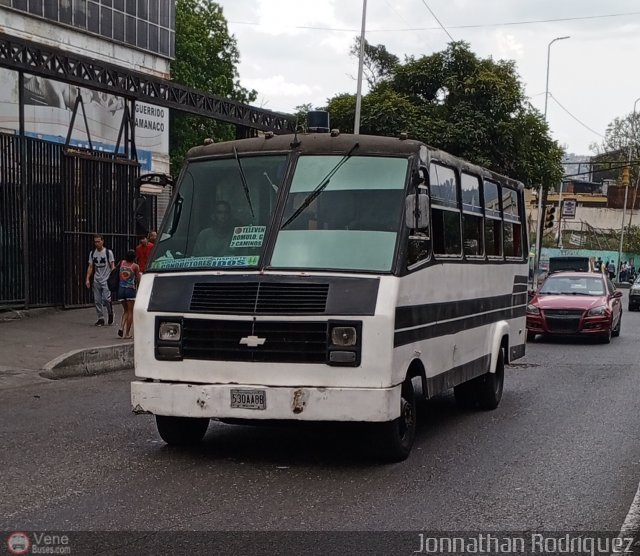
left=0, top=306, right=133, bottom=387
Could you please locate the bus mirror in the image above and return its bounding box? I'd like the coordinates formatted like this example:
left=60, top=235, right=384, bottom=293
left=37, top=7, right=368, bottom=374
left=405, top=193, right=430, bottom=230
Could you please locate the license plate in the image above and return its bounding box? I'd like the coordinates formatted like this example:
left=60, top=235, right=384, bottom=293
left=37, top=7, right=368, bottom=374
left=230, top=389, right=266, bottom=410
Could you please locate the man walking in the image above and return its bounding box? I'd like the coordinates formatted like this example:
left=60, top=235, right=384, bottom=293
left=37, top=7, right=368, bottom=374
left=85, top=234, right=115, bottom=326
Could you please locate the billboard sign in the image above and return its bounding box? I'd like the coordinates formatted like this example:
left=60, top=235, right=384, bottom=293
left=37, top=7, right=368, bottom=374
left=0, top=68, right=168, bottom=170
left=561, top=199, right=577, bottom=219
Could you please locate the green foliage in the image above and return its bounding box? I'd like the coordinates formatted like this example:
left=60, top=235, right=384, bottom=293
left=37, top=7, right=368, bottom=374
left=170, top=0, right=257, bottom=171
left=592, top=111, right=640, bottom=185
left=349, top=38, right=400, bottom=88
left=327, top=41, right=564, bottom=188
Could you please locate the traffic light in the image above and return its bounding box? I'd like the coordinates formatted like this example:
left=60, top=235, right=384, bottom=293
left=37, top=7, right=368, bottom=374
left=545, top=205, right=556, bottom=229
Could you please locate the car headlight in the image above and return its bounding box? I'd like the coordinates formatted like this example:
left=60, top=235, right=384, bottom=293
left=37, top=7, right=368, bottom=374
left=587, top=305, right=608, bottom=316
left=526, top=304, right=540, bottom=315
left=331, top=326, right=357, bottom=346
left=158, top=322, right=182, bottom=341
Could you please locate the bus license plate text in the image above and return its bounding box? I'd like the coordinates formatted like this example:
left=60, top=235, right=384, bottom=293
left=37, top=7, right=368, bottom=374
left=230, top=389, right=266, bottom=410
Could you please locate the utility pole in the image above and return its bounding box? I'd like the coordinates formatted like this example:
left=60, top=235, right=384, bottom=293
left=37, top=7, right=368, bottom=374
left=533, top=36, right=570, bottom=287
left=617, top=97, right=640, bottom=281
left=353, top=0, right=367, bottom=135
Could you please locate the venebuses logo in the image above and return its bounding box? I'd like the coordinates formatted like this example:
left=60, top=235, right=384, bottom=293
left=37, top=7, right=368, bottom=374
left=6, top=532, right=30, bottom=555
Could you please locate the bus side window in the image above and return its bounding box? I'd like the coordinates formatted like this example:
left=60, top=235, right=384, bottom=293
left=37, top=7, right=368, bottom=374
left=461, top=172, right=484, bottom=257
left=484, top=179, right=503, bottom=258
left=503, top=187, right=523, bottom=259
left=429, top=163, right=461, bottom=256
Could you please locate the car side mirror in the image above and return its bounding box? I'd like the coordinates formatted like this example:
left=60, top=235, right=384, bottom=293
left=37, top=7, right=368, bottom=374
left=613, top=290, right=623, bottom=299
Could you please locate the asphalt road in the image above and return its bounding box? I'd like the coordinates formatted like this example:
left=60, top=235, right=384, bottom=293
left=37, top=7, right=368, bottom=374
left=2, top=294, right=640, bottom=549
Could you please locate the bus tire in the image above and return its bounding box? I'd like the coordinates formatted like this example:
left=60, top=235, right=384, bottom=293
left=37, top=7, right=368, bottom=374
left=453, top=381, right=476, bottom=409
left=156, top=415, right=209, bottom=445
left=476, top=348, right=505, bottom=410
left=375, top=377, right=416, bottom=462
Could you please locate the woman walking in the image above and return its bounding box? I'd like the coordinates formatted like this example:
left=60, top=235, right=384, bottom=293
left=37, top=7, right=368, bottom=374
left=117, top=249, right=141, bottom=339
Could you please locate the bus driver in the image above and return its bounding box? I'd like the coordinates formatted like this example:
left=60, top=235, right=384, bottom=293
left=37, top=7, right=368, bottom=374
left=192, top=200, right=236, bottom=256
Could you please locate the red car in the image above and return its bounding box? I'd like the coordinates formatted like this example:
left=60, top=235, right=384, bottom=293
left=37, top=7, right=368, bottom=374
left=526, top=272, right=623, bottom=343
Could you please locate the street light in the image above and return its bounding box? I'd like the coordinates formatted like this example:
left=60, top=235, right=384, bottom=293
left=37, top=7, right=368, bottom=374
left=533, top=36, right=570, bottom=285
left=616, top=96, right=640, bottom=281
left=353, top=0, right=367, bottom=135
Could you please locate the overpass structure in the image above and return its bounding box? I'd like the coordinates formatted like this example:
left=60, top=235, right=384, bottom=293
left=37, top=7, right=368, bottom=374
left=0, top=32, right=296, bottom=139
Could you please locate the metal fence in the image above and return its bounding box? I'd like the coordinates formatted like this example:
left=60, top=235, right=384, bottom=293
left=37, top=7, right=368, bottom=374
left=0, top=133, right=144, bottom=308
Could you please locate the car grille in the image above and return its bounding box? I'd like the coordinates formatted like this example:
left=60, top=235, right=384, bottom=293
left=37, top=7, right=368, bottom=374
left=543, top=308, right=584, bottom=333
left=190, top=282, right=329, bottom=314
left=181, top=318, right=328, bottom=363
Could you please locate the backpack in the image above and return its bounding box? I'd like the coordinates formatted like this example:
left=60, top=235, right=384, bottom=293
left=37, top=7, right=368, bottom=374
left=107, top=261, right=121, bottom=293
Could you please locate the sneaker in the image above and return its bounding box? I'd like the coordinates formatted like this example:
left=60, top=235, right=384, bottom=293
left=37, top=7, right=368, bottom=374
left=94, top=319, right=105, bottom=326
left=108, top=313, right=114, bottom=325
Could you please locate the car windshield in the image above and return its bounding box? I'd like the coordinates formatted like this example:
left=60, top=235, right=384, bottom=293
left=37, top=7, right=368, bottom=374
left=148, top=155, right=286, bottom=271
left=539, top=276, right=606, bottom=296
left=271, top=155, right=408, bottom=272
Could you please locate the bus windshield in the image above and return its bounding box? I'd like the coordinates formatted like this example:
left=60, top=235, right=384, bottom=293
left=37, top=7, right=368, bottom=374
left=271, top=155, right=408, bottom=272
left=148, top=153, right=408, bottom=273
left=148, top=155, right=286, bottom=271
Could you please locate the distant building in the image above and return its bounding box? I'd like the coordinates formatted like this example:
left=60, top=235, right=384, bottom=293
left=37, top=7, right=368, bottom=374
left=0, top=0, right=174, bottom=173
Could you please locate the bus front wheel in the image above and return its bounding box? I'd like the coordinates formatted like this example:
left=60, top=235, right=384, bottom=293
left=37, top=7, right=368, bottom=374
left=375, top=377, right=416, bottom=462
left=155, top=415, right=210, bottom=445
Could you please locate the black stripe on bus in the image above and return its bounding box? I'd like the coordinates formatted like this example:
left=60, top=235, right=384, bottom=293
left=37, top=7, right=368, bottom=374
left=394, top=305, right=526, bottom=347
left=512, top=283, right=529, bottom=293
left=395, top=292, right=526, bottom=330
left=425, top=354, right=491, bottom=398
left=513, top=274, right=529, bottom=285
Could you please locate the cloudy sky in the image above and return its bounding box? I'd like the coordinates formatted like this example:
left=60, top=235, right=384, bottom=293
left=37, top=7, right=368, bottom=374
left=213, top=0, right=640, bottom=157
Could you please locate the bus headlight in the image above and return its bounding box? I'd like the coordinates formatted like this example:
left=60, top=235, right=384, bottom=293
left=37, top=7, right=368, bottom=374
left=328, top=322, right=362, bottom=367
left=159, top=322, right=182, bottom=341
left=331, top=326, right=357, bottom=346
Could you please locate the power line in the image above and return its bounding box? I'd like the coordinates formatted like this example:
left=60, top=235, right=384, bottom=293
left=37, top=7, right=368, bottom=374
left=383, top=0, right=411, bottom=26
left=418, top=0, right=455, bottom=41
left=227, top=11, right=640, bottom=34
left=548, top=93, right=606, bottom=139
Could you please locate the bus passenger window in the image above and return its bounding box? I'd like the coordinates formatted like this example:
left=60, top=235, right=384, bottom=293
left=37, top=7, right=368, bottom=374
left=484, top=179, right=503, bottom=258
left=430, top=163, right=461, bottom=256
left=503, top=188, right=523, bottom=258
left=461, top=173, right=484, bottom=257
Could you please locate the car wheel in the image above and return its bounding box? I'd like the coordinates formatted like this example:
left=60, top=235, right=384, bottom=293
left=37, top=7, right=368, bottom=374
left=526, top=331, right=536, bottom=342
left=156, top=415, right=210, bottom=445
left=375, top=377, right=416, bottom=462
left=599, top=327, right=612, bottom=344
left=612, top=315, right=622, bottom=337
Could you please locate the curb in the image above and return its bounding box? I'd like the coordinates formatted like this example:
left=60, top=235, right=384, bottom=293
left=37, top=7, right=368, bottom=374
left=40, top=343, right=134, bottom=380
left=0, top=307, right=59, bottom=322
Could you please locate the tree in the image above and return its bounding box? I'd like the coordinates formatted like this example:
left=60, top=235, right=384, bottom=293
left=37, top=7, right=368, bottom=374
left=327, top=41, right=564, bottom=188
left=349, top=39, right=399, bottom=88
left=170, top=0, right=256, bottom=171
left=592, top=111, right=640, bottom=184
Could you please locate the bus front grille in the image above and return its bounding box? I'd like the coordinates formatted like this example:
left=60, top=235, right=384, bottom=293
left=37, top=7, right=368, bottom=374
left=190, top=282, right=329, bottom=314
left=181, top=319, right=328, bottom=363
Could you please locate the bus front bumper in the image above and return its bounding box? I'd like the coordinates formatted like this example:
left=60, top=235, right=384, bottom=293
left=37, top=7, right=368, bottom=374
left=131, top=381, right=400, bottom=422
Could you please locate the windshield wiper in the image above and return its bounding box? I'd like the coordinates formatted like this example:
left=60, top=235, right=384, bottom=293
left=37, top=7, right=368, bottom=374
left=280, top=142, right=360, bottom=230
left=233, top=146, right=255, bottom=220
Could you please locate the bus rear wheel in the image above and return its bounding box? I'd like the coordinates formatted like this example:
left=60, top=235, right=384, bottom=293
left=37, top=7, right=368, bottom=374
left=156, top=415, right=210, bottom=445
left=454, top=348, right=505, bottom=410
left=375, top=377, right=416, bottom=462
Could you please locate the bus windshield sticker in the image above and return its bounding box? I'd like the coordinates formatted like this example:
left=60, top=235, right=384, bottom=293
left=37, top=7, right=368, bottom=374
left=230, top=226, right=266, bottom=248
left=150, top=256, right=259, bottom=269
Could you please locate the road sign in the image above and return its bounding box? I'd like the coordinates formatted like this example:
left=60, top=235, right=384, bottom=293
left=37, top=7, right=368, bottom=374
left=561, top=199, right=577, bottom=219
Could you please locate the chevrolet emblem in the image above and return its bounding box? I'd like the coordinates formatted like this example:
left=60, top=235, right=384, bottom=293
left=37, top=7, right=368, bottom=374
left=239, top=335, right=266, bottom=347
